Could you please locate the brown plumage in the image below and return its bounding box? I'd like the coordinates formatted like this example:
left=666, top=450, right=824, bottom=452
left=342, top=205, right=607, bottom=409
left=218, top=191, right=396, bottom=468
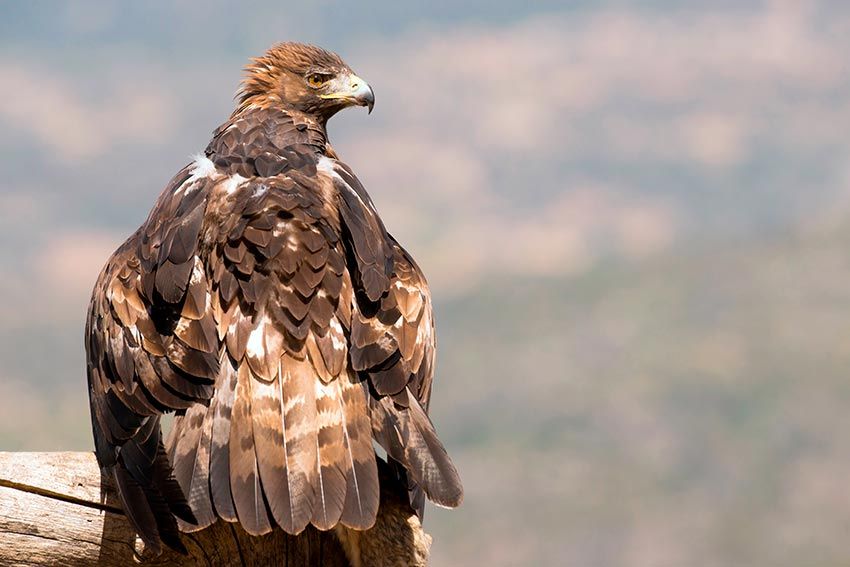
left=85, top=42, right=461, bottom=557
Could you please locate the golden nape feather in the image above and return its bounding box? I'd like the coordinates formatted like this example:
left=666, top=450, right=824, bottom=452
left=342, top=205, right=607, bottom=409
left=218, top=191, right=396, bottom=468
left=85, top=41, right=462, bottom=558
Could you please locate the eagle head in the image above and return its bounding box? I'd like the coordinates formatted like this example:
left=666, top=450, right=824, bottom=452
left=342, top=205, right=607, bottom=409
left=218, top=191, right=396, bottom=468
left=236, top=42, right=375, bottom=120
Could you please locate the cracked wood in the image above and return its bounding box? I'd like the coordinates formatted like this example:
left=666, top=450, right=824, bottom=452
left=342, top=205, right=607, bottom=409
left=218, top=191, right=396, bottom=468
left=0, top=452, right=349, bottom=566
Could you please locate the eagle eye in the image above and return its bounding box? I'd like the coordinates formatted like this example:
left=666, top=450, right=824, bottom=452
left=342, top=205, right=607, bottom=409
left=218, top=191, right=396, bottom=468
left=306, top=73, right=329, bottom=88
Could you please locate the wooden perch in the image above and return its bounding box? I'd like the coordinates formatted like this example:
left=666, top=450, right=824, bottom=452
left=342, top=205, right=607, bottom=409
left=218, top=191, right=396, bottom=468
left=0, top=452, right=431, bottom=566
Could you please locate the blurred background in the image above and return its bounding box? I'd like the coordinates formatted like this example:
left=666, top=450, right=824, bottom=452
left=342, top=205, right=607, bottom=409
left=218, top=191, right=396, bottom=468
left=2, top=0, right=850, bottom=564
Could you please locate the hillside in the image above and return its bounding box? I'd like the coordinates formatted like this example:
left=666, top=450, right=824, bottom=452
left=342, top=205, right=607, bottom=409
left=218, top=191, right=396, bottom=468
left=427, top=222, right=850, bottom=565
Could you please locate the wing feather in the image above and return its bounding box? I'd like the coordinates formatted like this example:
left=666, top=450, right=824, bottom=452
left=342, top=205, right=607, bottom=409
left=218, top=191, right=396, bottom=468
left=322, top=155, right=463, bottom=516
left=87, top=164, right=215, bottom=553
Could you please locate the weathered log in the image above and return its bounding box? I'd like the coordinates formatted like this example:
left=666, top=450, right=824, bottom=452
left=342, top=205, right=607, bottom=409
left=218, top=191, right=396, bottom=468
left=0, top=452, right=431, bottom=566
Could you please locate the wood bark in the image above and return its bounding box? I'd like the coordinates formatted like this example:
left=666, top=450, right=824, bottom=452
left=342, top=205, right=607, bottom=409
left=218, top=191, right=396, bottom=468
left=0, top=452, right=352, bottom=566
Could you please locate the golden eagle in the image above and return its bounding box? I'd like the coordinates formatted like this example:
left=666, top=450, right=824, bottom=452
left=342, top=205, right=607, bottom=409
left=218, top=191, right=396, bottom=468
left=85, top=42, right=462, bottom=558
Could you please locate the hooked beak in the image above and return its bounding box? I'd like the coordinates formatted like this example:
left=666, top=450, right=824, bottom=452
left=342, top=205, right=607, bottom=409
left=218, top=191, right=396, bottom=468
left=319, top=73, right=375, bottom=114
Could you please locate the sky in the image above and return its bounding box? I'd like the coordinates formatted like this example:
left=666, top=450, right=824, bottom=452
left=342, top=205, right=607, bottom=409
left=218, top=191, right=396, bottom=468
left=3, top=1, right=850, bottom=565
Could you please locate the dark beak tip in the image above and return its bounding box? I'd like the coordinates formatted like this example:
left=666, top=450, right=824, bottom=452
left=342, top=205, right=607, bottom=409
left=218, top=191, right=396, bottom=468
left=366, top=86, right=375, bottom=114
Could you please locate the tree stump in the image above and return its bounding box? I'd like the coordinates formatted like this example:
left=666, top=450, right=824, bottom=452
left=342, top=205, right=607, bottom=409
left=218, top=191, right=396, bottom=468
left=0, top=452, right=429, bottom=566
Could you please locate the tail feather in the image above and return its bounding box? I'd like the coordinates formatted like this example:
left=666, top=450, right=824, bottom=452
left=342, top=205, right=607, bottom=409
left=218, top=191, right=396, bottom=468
left=166, top=349, right=385, bottom=538
left=251, top=353, right=379, bottom=534
left=338, top=370, right=379, bottom=528
left=277, top=353, right=318, bottom=534
left=209, top=360, right=238, bottom=521
left=229, top=363, right=272, bottom=535
left=251, top=369, right=294, bottom=531
left=150, top=351, right=460, bottom=546
left=311, top=378, right=347, bottom=530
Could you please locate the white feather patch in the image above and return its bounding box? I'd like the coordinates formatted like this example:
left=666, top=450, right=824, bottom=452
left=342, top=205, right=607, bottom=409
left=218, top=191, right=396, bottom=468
left=221, top=174, right=247, bottom=195
left=329, top=318, right=346, bottom=351
left=317, top=156, right=343, bottom=181
left=246, top=315, right=270, bottom=357
left=188, top=153, right=216, bottom=182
